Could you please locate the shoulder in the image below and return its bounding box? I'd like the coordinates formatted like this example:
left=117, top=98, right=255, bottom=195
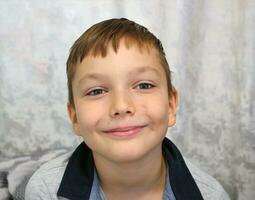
left=25, top=151, right=72, bottom=200
left=184, top=158, right=230, bottom=200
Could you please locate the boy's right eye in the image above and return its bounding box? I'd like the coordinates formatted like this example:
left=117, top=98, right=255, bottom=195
left=85, top=88, right=107, bottom=96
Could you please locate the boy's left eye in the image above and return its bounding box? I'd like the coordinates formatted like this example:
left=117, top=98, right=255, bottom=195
left=135, top=82, right=155, bottom=89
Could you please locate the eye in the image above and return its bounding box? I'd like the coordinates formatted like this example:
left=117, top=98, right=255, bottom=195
left=136, top=82, right=155, bottom=90
left=86, top=88, right=107, bottom=96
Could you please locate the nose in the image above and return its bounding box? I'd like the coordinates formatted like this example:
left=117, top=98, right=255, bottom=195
left=109, top=91, right=136, bottom=118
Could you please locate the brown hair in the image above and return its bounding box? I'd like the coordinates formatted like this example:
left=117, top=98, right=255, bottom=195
left=67, top=18, right=173, bottom=107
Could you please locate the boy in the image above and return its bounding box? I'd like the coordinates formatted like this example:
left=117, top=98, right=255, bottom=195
left=25, top=18, right=230, bottom=200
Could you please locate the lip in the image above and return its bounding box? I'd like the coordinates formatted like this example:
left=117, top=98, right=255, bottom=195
left=103, top=125, right=146, bottom=139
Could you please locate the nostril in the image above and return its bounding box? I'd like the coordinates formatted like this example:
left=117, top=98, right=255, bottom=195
left=114, top=112, right=120, bottom=116
left=110, top=101, right=136, bottom=117
left=112, top=109, right=133, bottom=117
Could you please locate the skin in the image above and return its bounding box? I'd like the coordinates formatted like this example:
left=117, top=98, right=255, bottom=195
left=68, top=41, right=178, bottom=200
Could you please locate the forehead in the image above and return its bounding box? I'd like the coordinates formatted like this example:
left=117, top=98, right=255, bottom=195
left=74, top=42, right=164, bottom=80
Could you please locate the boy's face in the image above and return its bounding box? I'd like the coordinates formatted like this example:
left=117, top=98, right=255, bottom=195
left=68, top=41, right=177, bottom=163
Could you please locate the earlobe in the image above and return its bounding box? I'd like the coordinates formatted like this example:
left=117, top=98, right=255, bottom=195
left=67, top=103, right=81, bottom=136
left=168, top=87, right=179, bottom=127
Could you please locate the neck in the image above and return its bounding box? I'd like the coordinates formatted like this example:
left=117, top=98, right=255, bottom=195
left=93, top=144, right=166, bottom=199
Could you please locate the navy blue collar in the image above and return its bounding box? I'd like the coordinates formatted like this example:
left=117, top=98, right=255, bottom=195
left=57, top=138, right=203, bottom=200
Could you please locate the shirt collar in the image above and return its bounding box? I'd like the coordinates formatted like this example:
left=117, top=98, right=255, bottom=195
left=57, top=137, right=203, bottom=200
left=89, top=162, right=176, bottom=200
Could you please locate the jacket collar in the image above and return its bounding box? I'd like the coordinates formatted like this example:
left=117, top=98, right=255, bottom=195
left=57, top=137, right=203, bottom=200
left=57, top=142, right=94, bottom=200
left=162, top=138, right=204, bottom=200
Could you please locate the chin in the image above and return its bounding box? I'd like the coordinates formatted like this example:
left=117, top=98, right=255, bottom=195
left=106, top=144, right=155, bottom=163
left=109, top=153, right=146, bottom=163
left=90, top=133, right=164, bottom=163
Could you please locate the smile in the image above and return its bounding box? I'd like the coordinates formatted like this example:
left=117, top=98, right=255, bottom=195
left=103, top=125, right=146, bottom=139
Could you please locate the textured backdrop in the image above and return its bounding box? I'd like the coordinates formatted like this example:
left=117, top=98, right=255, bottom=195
left=0, top=1, right=254, bottom=199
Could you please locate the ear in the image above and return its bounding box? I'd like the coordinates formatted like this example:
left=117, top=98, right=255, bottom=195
left=67, top=102, right=81, bottom=136
left=168, top=87, right=179, bottom=127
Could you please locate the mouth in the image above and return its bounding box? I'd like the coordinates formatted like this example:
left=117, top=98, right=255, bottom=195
left=103, top=125, right=147, bottom=139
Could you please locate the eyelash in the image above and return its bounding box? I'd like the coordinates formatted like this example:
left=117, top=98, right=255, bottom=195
left=85, top=88, right=107, bottom=96
left=135, top=82, right=155, bottom=90
left=85, top=82, right=155, bottom=96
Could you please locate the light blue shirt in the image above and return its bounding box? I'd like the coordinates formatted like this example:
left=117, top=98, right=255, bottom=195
left=90, top=165, right=176, bottom=200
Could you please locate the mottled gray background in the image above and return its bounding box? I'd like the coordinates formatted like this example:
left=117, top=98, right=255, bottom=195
left=0, top=0, right=254, bottom=199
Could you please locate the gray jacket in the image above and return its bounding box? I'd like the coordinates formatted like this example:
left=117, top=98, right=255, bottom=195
left=25, top=139, right=230, bottom=200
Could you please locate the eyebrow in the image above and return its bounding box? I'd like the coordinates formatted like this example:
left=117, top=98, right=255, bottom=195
left=130, top=66, right=161, bottom=77
left=78, top=66, right=161, bottom=86
left=78, top=73, right=108, bottom=87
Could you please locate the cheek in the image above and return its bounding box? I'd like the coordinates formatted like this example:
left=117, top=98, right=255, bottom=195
left=139, top=94, right=169, bottom=124
left=76, top=102, right=105, bottom=131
